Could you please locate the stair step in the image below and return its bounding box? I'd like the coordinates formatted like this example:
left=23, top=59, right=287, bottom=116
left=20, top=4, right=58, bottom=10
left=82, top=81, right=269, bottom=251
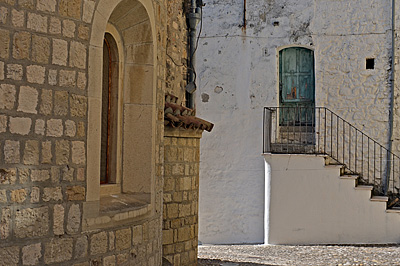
left=370, top=196, right=389, bottom=202
left=354, top=185, right=373, bottom=191
left=340, top=175, right=358, bottom=180
left=386, top=207, right=400, bottom=213
left=325, top=164, right=344, bottom=169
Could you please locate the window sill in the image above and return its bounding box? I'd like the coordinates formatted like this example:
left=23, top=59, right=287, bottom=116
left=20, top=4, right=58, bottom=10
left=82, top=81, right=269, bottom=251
left=82, top=193, right=151, bottom=231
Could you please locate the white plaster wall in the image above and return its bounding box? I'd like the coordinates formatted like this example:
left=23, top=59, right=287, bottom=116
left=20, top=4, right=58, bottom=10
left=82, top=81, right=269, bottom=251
left=264, top=154, right=400, bottom=244
left=198, top=0, right=395, bottom=244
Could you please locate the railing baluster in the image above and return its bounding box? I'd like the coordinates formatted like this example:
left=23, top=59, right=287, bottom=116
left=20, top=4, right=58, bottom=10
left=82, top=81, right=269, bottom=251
left=337, top=115, right=339, bottom=159
left=324, top=108, right=327, bottom=154
left=349, top=124, right=351, bottom=170
left=355, top=130, right=357, bottom=173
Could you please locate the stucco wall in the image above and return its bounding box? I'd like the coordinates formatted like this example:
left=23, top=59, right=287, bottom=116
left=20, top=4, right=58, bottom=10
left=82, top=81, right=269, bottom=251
left=264, top=154, right=400, bottom=245
left=197, top=0, right=398, bottom=244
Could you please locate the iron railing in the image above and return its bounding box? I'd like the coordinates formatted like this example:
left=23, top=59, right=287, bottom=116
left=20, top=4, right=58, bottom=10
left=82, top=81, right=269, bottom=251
left=263, top=107, right=400, bottom=201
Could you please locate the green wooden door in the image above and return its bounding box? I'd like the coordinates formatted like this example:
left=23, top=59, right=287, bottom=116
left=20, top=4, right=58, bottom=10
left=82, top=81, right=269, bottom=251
left=279, top=47, right=315, bottom=125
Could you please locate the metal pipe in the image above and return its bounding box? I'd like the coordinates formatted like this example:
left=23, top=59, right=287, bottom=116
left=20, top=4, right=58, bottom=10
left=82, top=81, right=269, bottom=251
left=386, top=0, right=396, bottom=194
left=186, top=0, right=202, bottom=108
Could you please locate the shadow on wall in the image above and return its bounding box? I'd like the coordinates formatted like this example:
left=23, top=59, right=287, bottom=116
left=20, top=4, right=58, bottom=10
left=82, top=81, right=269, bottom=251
left=198, top=259, right=273, bottom=266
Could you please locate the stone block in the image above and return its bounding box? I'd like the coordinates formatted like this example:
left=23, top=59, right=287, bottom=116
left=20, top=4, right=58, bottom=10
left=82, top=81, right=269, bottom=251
left=117, top=253, right=129, bottom=265
left=15, top=207, right=49, bottom=238
left=41, top=141, right=52, bottom=163
left=0, top=190, right=7, bottom=203
left=76, top=167, right=85, bottom=181
left=59, top=0, right=81, bottom=19
left=6, top=64, right=23, bottom=80
left=27, top=12, right=47, bottom=33
left=72, top=141, right=85, bottom=165
left=0, top=28, right=10, bottom=59
left=70, top=94, right=87, bottom=117
left=4, top=140, right=20, bottom=163
left=32, top=35, right=50, bottom=64
left=77, top=72, right=86, bottom=90
left=0, top=246, right=19, bottom=266
left=109, top=231, right=115, bottom=251
left=52, top=39, right=68, bottom=66
left=69, top=41, right=86, bottom=69
left=30, top=187, right=39, bottom=203
left=47, top=119, right=63, bottom=137
left=18, top=168, right=29, bottom=183
left=39, top=89, right=53, bottom=115
left=0, top=84, right=15, bottom=110
left=75, top=236, right=88, bottom=258
left=13, top=31, right=31, bottom=60
left=90, top=231, right=108, bottom=255
left=22, top=243, right=41, bottom=266
left=78, top=25, right=89, bottom=40
left=62, top=19, right=75, bottom=38
left=77, top=121, right=85, bottom=137
left=37, top=0, right=56, bottom=13
left=18, top=86, right=38, bottom=114
left=116, top=228, right=131, bottom=251
left=44, top=238, right=73, bottom=264
left=54, top=90, right=69, bottom=116
left=43, top=187, right=62, bottom=202
left=48, top=69, right=57, bottom=85
left=18, top=0, right=34, bottom=9
left=55, top=140, right=69, bottom=165
left=49, top=16, right=61, bottom=34
left=67, top=204, right=80, bottom=233
left=27, top=65, right=45, bottom=84
left=0, top=115, right=6, bottom=133
left=82, top=0, right=95, bottom=23
left=65, top=120, right=76, bottom=137
left=59, top=69, right=76, bottom=87
left=167, top=203, right=179, bottom=219
left=51, top=166, right=60, bottom=183
left=0, top=7, right=7, bottom=25
left=34, top=119, right=45, bottom=135
left=66, top=186, right=85, bottom=201
left=0, top=207, right=11, bottom=239
left=62, top=166, right=74, bottom=181
left=103, top=255, right=116, bottom=266
left=31, top=169, right=50, bottom=182
left=0, top=61, right=4, bottom=80
left=162, top=229, right=174, bottom=245
left=23, top=140, right=39, bottom=165
left=53, top=204, right=64, bottom=235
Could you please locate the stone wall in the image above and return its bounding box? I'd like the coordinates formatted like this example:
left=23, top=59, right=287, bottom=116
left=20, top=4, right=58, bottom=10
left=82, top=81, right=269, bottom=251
left=0, top=0, right=178, bottom=265
left=163, top=128, right=201, bottom=266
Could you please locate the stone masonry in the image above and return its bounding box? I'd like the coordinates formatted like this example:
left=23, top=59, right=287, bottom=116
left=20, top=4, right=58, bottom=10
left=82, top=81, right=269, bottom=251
left=163, top=128, right=202, bottom=266
left=0, top=0, right=212, bottom=265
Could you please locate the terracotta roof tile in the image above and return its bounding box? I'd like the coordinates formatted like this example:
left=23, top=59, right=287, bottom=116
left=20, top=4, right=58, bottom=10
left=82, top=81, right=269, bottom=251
left=164, top=94, right=214, bottom=132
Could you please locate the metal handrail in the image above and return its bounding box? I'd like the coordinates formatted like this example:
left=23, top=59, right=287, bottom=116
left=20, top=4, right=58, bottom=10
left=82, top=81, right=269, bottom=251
left=263, top=107, right=400, bottom=201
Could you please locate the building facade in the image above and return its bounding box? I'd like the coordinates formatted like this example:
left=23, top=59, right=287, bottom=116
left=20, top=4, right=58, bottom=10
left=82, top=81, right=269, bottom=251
left=197, top=0, right=400, bottom=244
left=0, top=0, right=210, bottom=265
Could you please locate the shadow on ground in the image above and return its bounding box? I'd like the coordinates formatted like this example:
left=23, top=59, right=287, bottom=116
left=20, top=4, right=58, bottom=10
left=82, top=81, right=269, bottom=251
left=198, top=259, right=276, bottom=266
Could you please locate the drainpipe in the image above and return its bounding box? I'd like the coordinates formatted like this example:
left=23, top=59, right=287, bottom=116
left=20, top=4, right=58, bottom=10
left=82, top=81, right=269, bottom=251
left=386, top=0, right=396, bottom=194
left=186, top=0, right=202, bottom=109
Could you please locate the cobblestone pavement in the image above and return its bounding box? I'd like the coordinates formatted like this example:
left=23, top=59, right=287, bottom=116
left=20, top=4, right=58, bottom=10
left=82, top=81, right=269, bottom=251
left=197, top=244, right=400, bottom=266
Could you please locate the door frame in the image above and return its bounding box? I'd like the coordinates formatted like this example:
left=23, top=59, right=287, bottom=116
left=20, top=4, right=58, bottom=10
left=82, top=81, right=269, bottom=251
left=276, top=45, right=315, bottom=107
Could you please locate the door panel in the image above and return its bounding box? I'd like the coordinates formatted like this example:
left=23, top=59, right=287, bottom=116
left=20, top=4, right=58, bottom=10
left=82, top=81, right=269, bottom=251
left=279, top=47, right=315, bottom=125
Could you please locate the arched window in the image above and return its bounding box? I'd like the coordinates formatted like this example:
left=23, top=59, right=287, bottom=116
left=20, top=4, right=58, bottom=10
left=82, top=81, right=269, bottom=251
left=101, top=33, right=119, bottom=184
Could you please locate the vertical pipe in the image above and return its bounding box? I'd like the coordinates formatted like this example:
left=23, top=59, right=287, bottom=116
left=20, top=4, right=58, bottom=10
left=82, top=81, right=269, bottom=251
left=386, top=0, right=396, bottom=194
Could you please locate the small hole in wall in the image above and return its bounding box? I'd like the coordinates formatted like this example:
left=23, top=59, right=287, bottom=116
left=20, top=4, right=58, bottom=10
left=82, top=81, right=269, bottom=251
left=366, top=58, right=375, bottom=69
left=273, top=21, right=279, bottom=26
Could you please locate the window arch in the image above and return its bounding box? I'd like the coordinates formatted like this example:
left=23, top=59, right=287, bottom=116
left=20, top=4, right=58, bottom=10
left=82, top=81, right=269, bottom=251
left=86, top=0, right=157, bottom=209
left=101, top=33, right=119, bottom=184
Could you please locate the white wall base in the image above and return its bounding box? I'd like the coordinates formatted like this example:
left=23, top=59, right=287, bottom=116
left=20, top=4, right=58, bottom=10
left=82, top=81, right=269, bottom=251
left=264, top=154, right=400, bottom=244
